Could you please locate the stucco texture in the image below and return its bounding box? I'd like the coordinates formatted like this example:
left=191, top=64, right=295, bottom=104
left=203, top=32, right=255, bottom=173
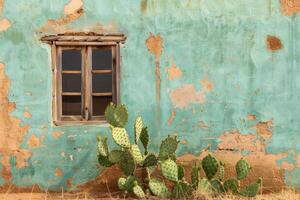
left=0, top=0, right=300, bottom=191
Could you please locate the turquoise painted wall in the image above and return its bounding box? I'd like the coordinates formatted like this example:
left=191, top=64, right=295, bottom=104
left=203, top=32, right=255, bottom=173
left=0, top=0, right=300, bottom=190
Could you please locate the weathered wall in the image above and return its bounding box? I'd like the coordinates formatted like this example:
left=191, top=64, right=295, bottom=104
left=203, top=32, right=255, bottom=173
left=0, top=0, right=300, bottom=192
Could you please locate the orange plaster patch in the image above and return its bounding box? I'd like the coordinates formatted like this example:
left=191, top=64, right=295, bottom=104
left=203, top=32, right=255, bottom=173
left=0, top=18, right=10, bottom=32
left=0, top=63, right=31, bottom=181
left=55, top=168, right=63, bottom=177
left=52, top=131, right=63, bottom=139
left=167, top=111, right=176, bottom=126
left=200, top=76, right=214, bottom=92
left=280, top=0, right=300, bottom=16
left=248, top=114, right=256, bottom=121
left=281, top=161, right=295, bottom=171
left=255, top=120, right=273, bottom=140
left=23, top=111, right=32, bottom=119
left=166, top=63, right=182, bottom=81
left=28, top=134, right=41, bottom=148
left=64, top=0, right=83, bottom=15
left=266, top=35, right=283, bottom=51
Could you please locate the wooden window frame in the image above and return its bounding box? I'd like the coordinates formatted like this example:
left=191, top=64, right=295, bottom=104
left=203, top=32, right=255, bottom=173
left=42, top=33, right=126, bottom=125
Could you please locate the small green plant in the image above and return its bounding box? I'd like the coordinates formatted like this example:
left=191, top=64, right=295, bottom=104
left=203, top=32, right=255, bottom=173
left=97, top=103, right=262, bottom=199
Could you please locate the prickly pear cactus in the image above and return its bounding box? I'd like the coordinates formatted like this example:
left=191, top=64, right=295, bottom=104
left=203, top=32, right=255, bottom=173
left=118, top=177, right=127, bottom=190
left=210, top=179, right=224, bottom=193
left=130, top=144, right=144, bottom=164
left=160, top=158, right=178, bottom=182
left=191, top=165, right=200, bottom=189
left=198, top=178, right=212, bottom=192
left=149, top=179, right=171, bottom=198
left=239, top=178, right=262, bottom=197
left=97, top=136, right=109, bottom=157
left=120, top=150, right=136, bottom=176
left=123, top=176, right=138, bottom=192
left=215, top=163, right=225, bottom=181
left=98, top=154, right=113, bottom=167
left=159, top=135, right=179, bottom=161
left=142, top=154, right=157, bottom=167
left=140, top=127, right=149, bottom=155
left=224, top=178, right=239, bottom=194
left=105, top=103, right=128, bottom=128
left=133, top=184, right=146, bottom=199
left=236, top=158, right=251, bottom=180
left=109, top=150, right=123, bottom=163
left=178, top=165, right=185, bottom=180
left=111, top=127, right=130, bottom=148
left=134, top=116, right=143, bottom=144
left=201, top=154, right=219, bottom=180
left=172, top=181, right=193, bottom=199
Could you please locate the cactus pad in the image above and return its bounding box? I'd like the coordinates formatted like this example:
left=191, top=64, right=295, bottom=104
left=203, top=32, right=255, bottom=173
left=149, top=179, right=171, bottom=198
left=140, top=127, right=149, bottom=154
left=105, top=103, right=128, bottom=128
left=191, top=165, right=200, bottom=189
left=134, top=116, right=143, bottom=144
left=111, top=127, right=130, bottom=148
left=97, top=136, right=109, bottom=157
left=178, top=165, right=185, bottom=180
left=123, top=175, right=138, bottom=192
left=236, top=158, right=251, bottom=180
left=158, top=136, right=179, bottom=161
left=202, top=154, right=219, bottom=180
left=160, top=158, right=178, bottom=182
left=97, top=154, right=113, bottom=167
left=215, top=164, right=225, bottom=181
left=210, top=179, right=225, bottom=193
left=224, top=178, right=239, bottom=194
left=133, top=184, right=146, bottom=199
left=130, top=144, right=144, bottom=164
left=120, top=150, right=136, bottom=176
left=172, top=181, right=193, bottom=199
left=118, top=177, right=127, bottom=190
left=143, top=154, right=157, bottom=167
left=109, top=150, right=123, bottom=163
left=198, top=178, right=212, bottom=192
left=239, top=178, right=262, bottom=197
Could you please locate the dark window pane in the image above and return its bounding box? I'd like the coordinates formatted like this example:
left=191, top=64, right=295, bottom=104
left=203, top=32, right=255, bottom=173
left=62, top=74, right=81, bottom=92
left=92, top=96, right=112, bottom=116
left=92, top=74, right=112, bottom=93
left=92, top=48, right=112, bottom=70
left=62, top=96, right=81, bottom=115
left=62, top=49, right=81, bottom=70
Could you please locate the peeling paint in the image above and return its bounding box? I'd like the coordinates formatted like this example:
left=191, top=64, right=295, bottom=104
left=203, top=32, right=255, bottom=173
left=23, top=111, right=32, bottom=119
left=64, top=0, right=83, bottom=15
left=280, top=0, right=300, bottom=16
left=248, top=114, right=256, bottom=121
left=55, top=168, right=63, bottom=177
left=166, top=63, right=182, bottom=81
left=167, top=111, right=176, bottom=126
left=266, top=35, right=283, bottom=51
left=28, top=134, right=41, bottom=148
left=0, top=0, right=10, bottom=32
left=52, top=131, right=63, bottom=139
left=255, top=121, right=273, bottom=140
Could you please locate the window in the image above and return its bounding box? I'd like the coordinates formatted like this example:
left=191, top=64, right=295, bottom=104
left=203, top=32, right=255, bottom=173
left=41, top=33, right=126, bottom=125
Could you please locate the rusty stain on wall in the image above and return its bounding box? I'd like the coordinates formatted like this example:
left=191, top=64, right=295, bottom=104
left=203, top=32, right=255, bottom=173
left=266, top=35, right=283, bottom=51
left=0, top=63, right=31, bottom=182
left=280, top=0, right=300, bottom=16
left=0, top=0, right=10, bottom=32
left=166, top=63, right=182, bottom=81
left=146, top=33, right=163, bottom=106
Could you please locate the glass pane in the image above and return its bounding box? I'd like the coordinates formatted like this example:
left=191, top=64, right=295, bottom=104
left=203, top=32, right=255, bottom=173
left=62, top=96, right=81, bottom=115
left=62, top=74, right=81, bottom=92
left=62, top=49, right=82, bottom=70
left=92, top=48, right=112, bottom=70
left=92, top=96, right=112, bottom=116
left=92, top=74, right=112, bottom=93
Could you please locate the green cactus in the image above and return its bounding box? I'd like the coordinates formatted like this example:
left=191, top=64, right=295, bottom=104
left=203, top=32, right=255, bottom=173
left=236, top=158, right=251, bottom=180
left=191, top=165, right=200, bottom=189
left=108, top=150, right=123, bottom=163
left=160, top=158, right=178, bottom=182
left=98, top=154, right=113, bottom=167
left=178, top=165, right=185, bottom=180
left=133, top=183, right=146, bottom=199
left=210, top=179, right=225, bottom=193
left=172, top=181, right=193, bottom=199
left=111, top=127, right=130, bottom=148
left=239, top=178, right=262, bottom=197
left=149, top=179, right=171, bottom=198
left=224, top=178, right=239, bottom=194
left=140, top=127, right=149, bottom=155
left=97, top=136, right=109, bottom=157
left=119, top=150, right=136, bottom=176
left=134, top=116, right=143, bottom=144
left=198, top=178, right=212, bottom=192
left=130, top=144, right=144, bottom=164
left=118, top=177, right=127, bottom=190
left=142, top=154, right=157, bottom=167
left=105, top=103, right=128, bottom=128
left=215, top=163, right=225, bottom=181
left=159, top=135, right=179, bottom=161
left=202, top=154, right=219, bottom=180
left=123, top=175, right=138, bottom=192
